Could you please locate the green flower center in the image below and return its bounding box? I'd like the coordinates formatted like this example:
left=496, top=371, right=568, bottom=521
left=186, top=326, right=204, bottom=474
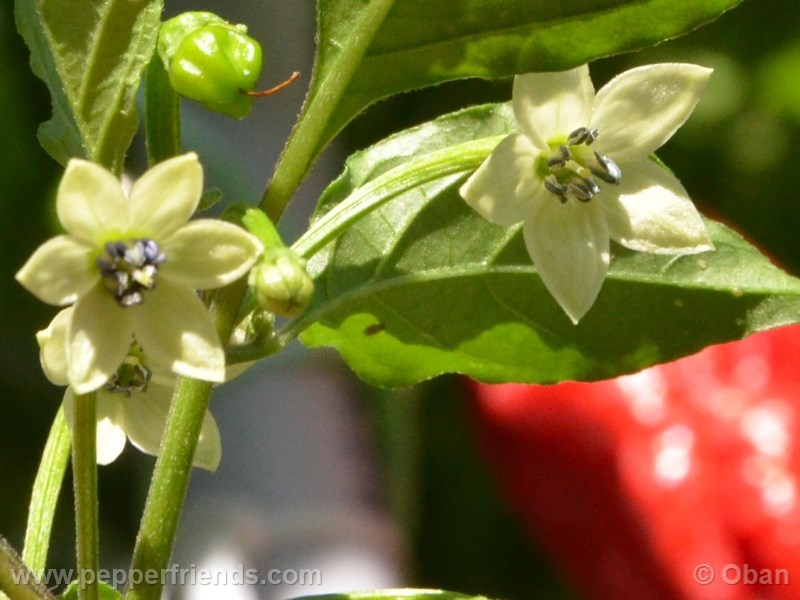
left=538, top=127, right=622, bottom=203
left=106, top=346, right=151, bottom=396
left=96, top=239, right=166, bottom=307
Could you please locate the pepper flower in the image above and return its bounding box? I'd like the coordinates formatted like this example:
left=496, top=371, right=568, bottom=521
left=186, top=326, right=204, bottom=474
left=38, top=308, right=221, bottom=470
left=16, top=153, right=262, bottom=393
left=460, top=64, right=714, bottom=323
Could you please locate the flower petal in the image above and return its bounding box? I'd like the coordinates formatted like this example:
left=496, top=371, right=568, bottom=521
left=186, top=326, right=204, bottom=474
left=160, top=220, right=263, bottom=289
left=68, top=285, right=134, bottom=394
left=37, top=308, right=73, bottom=386
left=194, top=409, right=222, bottom=471
left=120, top=381, right=222, bottom=471
left=63, top=390, right=127, bottom=466
left=15, top=235, right=98, bottom=305
left=128, top=153, right=203, bottom=239
left=132, top=279, right=225, bottom=383
left=118, top=383, right=170, bottom=459
left=95, top=393, right=128, bottom=465
left=459, top=134, right=545, bottom=227
left=513, top=66, right=594, bottom=148
left=592, top=63, right=712, bottom=161
left=523, top=200, right=609, bottom=324
left=603, top=159, right=713, bottom=254
left=56, top=159, right=129, bottom=243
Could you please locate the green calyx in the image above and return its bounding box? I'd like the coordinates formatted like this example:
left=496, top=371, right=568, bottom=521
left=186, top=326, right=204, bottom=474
left=158, top=12, right=263, bottom=119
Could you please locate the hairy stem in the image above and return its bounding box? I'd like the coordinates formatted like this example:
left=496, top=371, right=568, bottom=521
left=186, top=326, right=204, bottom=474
left=72, top=393, right=99, bottom=600
left=0, top=537, right=55, bottom=600
left=125, top=377, right=212, bottom=600
left=259, top=0, right=395, bottom=222
left=22, top=407, right=71, bottom=577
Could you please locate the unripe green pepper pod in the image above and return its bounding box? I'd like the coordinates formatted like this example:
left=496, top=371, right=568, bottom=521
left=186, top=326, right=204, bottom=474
left=158, top=12, right=263, bottom=119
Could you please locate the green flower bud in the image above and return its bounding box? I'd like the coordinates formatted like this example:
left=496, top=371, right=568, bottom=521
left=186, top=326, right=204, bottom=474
left=249, top=249, right=314, bottom=318
left=158, top=12, right=263, bottom=118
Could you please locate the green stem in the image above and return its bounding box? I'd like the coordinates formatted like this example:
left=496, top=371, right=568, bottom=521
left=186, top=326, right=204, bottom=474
left=0, top=537, right=55, bottom=600
left=259, top=0, right=396, bottom=222
left=22, top=407, right=71, bottom=577
left=124, top=377, right=213, bottom=600
left=291, top=136, right=504, bottom=261
left=144, top=54, right=181, bottom=165
left=72, top=393, right=99, bottom=600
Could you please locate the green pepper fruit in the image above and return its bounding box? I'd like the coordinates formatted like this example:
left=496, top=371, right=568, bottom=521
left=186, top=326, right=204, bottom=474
left=158, top=12, right=263, bottom=119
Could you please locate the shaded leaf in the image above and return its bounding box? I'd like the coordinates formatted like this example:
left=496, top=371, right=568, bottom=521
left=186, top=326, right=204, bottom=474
left=15, top=0, right=163, bottom=171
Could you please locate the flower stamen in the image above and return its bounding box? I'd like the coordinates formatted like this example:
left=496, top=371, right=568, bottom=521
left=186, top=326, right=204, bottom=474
left=105, top=351, right=151, bottom=397
left=543, top=128, right=621, bottom=202
left=567, top=126, right=599, bottom=146
left=589, top=152, right=623, bottom=184
left=97, top=239, right=166, bottom=307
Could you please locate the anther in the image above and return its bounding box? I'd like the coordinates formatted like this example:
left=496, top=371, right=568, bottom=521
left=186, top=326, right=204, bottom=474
left=544, top=176, right=569, bottom=202
left=567, top=127, right=599, bottom=146
left=96, top=239, right=165, bottom=307
left=590, top=152, right=622, bottom=184
left=568, top=178, right=600, bottom=202
left=547, top=145, right=572, bottom=169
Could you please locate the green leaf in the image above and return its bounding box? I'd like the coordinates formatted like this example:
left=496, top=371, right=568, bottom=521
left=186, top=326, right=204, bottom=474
left=312, top=0, right=743, bottom=158
left=295, top=103, right=800, bottom=388
left=15, top=0, right=163, bottom=171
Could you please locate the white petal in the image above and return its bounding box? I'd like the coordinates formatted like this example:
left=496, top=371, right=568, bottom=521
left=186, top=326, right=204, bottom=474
left=37, top=308, right=73, bottom=386
left=119, top=383, right=169, bottom=459
left=160, top=220, right=263, bottom=289
left=603, top=159, right=714, bottom=254
left=592, top=63, right=713, bottom=161
left=95, top=393, right=128, bottom=465
left=132, top=280, right=225, bottom=383
left=120, top=382, right=222, bottom=471
left=523, top=199, right=609, bottom=324
left=459, top=134, right=545, bottom=227
left=63, top=390, right=127, bottom=466
left=15, top=236, right=98, bottom=305
left=68, top=285, right=134, bottom=394
left=56, top=160, right=129, bottom=243
left=513, top=66, right=594, bottom=148
left=194, top=410, right=222, bottom=471
left=128, top=153, right=203, bottom=239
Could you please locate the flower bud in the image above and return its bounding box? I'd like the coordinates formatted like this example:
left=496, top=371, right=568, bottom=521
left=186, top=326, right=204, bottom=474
left=249, top=249, right=314, bottom=318
left=158, top=12, right=263, bottom=118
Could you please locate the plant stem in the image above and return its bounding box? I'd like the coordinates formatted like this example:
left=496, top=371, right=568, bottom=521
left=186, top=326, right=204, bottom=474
left=259, top=0, right=395, bottom=222
left=22, top=406, right=71, bottom=577
left=144, top=54, right=181, bottom=165
left=124, top=377, right=212, bottom=600
left=72, top=393, right=99, bottom=600
left=0, top=537, right=55, bottom=600
left=291, top=136, right=505, bottom=260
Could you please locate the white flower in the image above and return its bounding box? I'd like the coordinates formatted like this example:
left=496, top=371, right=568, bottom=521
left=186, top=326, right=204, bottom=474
left=459, top=63, right=714, bottom=323
left=16, top=153, right=262, bottom=393
left=38, top=308, right=221, bottom=470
